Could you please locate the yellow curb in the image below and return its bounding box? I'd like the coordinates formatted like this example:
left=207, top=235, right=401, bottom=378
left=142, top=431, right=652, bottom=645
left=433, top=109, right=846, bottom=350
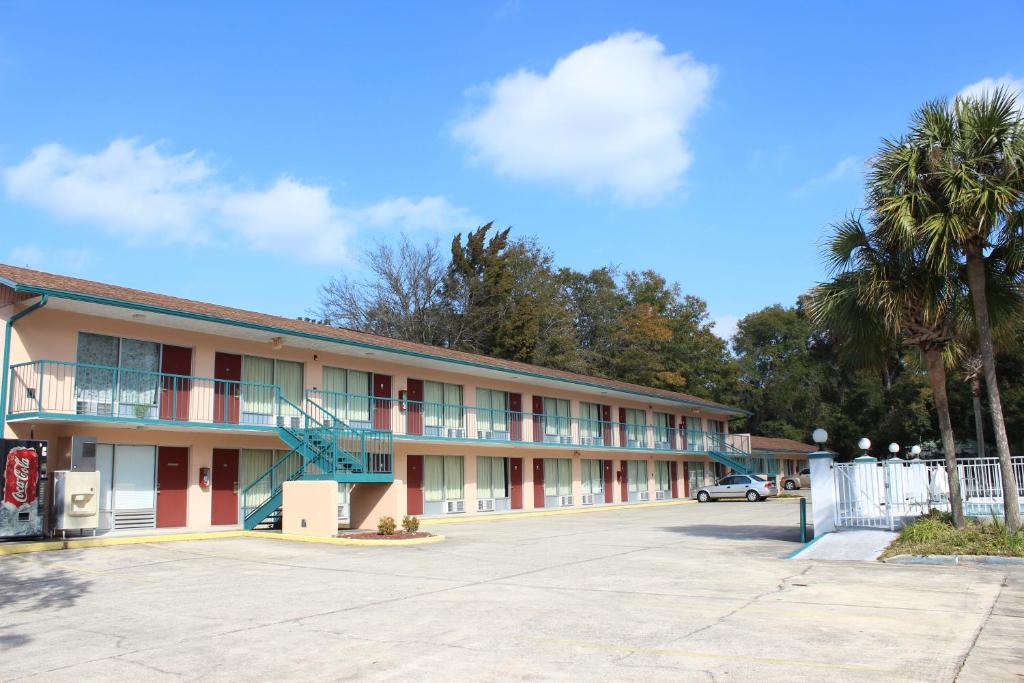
left=243, top=531, right=446, bottom=547
left=420, top=499, right=694, bottom=525
left=0, top=530, right=246, bottom=556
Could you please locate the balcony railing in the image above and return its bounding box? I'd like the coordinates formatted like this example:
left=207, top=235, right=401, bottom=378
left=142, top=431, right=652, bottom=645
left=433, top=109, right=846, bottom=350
left=306, top=390, right=750, bottom=455
left=7, top=359, right=299, bottom=428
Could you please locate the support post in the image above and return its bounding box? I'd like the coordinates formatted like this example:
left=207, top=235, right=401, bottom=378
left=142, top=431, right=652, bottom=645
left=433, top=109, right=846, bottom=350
left=808, top=449, right=836, bottom=537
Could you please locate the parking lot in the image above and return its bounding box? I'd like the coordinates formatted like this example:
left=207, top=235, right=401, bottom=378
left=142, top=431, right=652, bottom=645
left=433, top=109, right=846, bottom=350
left=2, top=498, right=1020, bottom=681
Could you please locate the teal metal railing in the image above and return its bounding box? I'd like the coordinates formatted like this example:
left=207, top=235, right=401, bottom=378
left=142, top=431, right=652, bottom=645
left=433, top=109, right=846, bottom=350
left=240, top=447, right=306, bottom=524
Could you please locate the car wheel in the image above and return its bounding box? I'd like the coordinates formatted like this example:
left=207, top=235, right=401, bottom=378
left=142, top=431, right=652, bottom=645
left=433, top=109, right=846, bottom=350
left=784, top=480, right=797, bottom=490
left=745, top=490, right=760, bottom=502
left=697, top=491, right=711, bottom=503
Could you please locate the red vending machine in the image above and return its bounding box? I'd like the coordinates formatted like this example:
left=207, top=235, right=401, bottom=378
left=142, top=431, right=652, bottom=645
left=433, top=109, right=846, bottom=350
left=0, top=439, right=47, bottom=538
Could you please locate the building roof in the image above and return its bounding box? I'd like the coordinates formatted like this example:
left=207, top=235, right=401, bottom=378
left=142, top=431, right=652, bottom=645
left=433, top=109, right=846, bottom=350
left=750, top=435, right=816, bottom=454
left=0, top=263, right=747, bottom=415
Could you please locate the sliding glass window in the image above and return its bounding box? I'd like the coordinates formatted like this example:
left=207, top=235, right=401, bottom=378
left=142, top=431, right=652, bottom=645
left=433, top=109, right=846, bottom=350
left=75, top=333, right=159, bottom=418
left=543, top=398, right=571, bottom=438
left=476, top=456, right=508, bottom=499
left=475, top=388, right=509, bottom=434
left=425, top=455, right=464, bottom=501
left=322, top=367, right=372, bottom=423
left=627, top=460, right=648, bottom=493
left=543, top=458, right=572, bottom=496
left=241, top=356, right=304, bottom=419
left=424, top=381, right=463, bottom=430
left=579, top=402, right=602, bottom=441
left=581, top=459, right=603, bottom=495
left=624, top=408, right=647, bottom=446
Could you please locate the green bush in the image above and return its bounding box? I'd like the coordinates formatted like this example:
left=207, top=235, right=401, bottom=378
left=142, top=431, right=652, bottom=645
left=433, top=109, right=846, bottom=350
left=377, top=516, right=397, bottom=536
left=402, top=515, right=420, bottom=533
left=882, top=509, right=1024, bottom=558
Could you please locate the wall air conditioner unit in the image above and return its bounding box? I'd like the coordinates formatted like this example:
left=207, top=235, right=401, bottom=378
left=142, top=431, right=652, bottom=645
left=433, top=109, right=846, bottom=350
left=477, top=498, right=495, bottom=512
left=638, top=491, right=650, bottom=502
left=446, top=499, right=465, bottom=514
left=424, top=425, right=445, bottom=437
left=655, top=491, right=666, bottom=501
left=348, top=419, right=372, bottom=430
left=559, top=495, right=573, bottom=507
left=543, top=434, right=560, bottom=444
left=337, top=503, right=349, bottom=521
left=581, top=437, right=602, bottom=447
left=447, top=428, right=465, bottom=439
left=581, top=494, right=594, bottom=505
left=77, top=400, right=113, bottom=417
left=627, top=440, right=641, bottom=449
left=277, top=415, right=302, bottom=430
left=477, top=430, right=492, bottom=440
left=491, top=430, right=510, bottom=441
left=560, top=436, right=573, bottom=445
left=655, top=441, right=670, bottom=450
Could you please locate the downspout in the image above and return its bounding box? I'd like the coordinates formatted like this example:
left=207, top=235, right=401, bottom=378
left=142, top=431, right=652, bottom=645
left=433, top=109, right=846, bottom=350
left=0, top=294, right=49, bottom=436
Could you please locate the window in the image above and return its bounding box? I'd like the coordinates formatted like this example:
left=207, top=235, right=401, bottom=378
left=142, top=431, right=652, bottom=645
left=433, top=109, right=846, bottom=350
left=624, top=408, right=647, bottom=445
left=425, top=455, right=464, bottom=501
left=718, top=475, right=737, bottom=485
left=76, top=333, right=161, bottom=416
left=241, top=356, right=304, bottom=419
left=425, top=381, right=463, bottom=429
left=653, top=412, right=672, bottom=447
left=543, top=398, right=571, bottom=437
left=477, top=456, right=508, bottom=499
left=708, top=419, right=726, bottom=434
left=579, top=402, right=602, bottom=440
left=627, top=460, right=648, bottom=492
left=581, top=459, right=604, bottom=495
left=655, top=461, right=671, bottom=491
left=475, top=388, right=509, bottom=433
left=543, top=458, right=572, bottom=496
left=321, top=367, right=372, bottom=423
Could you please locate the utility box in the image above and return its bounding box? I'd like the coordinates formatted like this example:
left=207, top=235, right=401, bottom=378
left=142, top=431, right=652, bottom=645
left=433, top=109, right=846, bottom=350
left=52, top=470, right=101, bottom=533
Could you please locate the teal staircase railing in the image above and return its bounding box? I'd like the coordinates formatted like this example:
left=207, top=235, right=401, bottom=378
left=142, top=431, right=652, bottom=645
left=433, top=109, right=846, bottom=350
left=241, top=391, right=393, bottom=529
left=707, top=434, right=755, bottom=475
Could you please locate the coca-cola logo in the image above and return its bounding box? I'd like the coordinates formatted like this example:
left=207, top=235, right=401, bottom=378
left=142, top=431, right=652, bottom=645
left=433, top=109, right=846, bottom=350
left=4, top=447, right=39, bottom=508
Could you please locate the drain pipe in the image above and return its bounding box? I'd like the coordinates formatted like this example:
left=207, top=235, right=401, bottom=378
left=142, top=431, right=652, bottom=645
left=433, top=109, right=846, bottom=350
left=0, top=294, right=49, bottom=437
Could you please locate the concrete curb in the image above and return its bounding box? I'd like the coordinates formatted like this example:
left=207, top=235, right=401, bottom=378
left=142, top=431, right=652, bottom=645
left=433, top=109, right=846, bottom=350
left=420, top=499, right=694, bottom=525
left=883, top=553, right=1024, bottom=566
left=783, top=532, right=827, bottom=559
left=0, top=530, right=246, bottom=556
left=249, top=531, right=446, bottom=547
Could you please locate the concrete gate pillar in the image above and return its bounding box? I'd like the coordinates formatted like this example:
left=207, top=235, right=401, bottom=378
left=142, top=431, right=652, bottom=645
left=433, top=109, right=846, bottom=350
left=808, top=450, right=836, bottom=537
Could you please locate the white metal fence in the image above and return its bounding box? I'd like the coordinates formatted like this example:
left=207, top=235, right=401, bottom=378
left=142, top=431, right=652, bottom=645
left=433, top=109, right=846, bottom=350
left=833, top=457, right=1024, bottom=530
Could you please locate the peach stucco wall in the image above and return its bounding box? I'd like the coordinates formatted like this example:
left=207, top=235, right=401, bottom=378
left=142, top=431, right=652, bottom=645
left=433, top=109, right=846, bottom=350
left=282, top=480, right=338, bottom=537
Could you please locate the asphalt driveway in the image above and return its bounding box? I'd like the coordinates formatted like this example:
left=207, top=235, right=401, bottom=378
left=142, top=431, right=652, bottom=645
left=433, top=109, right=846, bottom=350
left=1, top=498, right=1019, bottom=681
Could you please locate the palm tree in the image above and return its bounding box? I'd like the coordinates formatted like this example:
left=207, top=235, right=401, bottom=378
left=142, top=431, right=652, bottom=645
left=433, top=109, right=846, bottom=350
left=810, top=215, right=966, bottom=527
left=869, top=89, right=1024, bottom=531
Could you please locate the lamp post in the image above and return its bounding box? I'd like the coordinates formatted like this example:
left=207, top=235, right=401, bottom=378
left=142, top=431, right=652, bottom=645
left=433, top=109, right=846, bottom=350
left=909, top=445, right=921, bottom=459
left=812, top=428, right=828, bottom=448
left=857, top=437, right=871, bottom=456
left=888, top=442, right=900, bottom=459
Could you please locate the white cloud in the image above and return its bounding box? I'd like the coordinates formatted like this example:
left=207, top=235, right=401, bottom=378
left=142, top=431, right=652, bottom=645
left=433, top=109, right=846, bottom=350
left=453, top=32, right=714, bottom=201
left=795, top=156, right=860, bottom=195
left=959, top=74, right=1024, bottom=107
left=711, top=313, right=739, bottom=341
left=9, top=244, right=93, bottom=273
left=2, top=139, right=477, bottom=264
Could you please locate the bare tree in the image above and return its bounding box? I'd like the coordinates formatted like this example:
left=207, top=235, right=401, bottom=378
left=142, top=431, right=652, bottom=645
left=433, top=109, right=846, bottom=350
left=316, top=236, right=451, bottom=346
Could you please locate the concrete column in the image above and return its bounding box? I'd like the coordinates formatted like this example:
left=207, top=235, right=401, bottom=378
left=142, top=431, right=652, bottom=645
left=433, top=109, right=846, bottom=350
left=808, top=449, right=836, bottom=537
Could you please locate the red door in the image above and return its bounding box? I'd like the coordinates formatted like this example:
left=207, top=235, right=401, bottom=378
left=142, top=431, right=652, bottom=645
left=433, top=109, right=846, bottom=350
left=214, top=352, right=241, bottom=424
left=407, top=455, right=424, bottom=515
left=620, top=460, right=629, bottom=502
left=159, top=345, right=192, bottom=421
left=670, top=461, right=679, bottom=499
left=601, top=405, right=613, bottom=446
left=683, top=462, right=690, bottom=498
left=156, top=446, right=188, bottom=528
left=510, top=457, right=523, bottom=509
left=603, top=459, right=614, bottom=503
left=212, top=449, right=239, bottom=525
left=533, top=458, right=545, bottom=508
left=532, top=396, right=545, bottom=442
left=373, top=374, right=392, bottom=429
left=508, top=393, right=523, bottom=441
left=406, top=379, right=423, bottom=436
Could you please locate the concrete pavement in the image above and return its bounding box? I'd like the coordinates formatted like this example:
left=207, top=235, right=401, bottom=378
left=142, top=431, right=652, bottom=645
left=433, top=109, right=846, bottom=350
left=1, top=498, right=1019, bottom=681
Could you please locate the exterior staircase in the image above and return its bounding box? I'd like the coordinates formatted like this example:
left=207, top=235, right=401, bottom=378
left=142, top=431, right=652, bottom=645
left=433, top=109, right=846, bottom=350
left=241, top=395, right=393, bottom=530
left=707, top=434, right=755, bottom=475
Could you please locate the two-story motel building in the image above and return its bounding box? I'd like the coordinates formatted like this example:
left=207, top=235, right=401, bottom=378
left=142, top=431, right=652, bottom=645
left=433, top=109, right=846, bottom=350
left=0, top=264, right=757, bottom=532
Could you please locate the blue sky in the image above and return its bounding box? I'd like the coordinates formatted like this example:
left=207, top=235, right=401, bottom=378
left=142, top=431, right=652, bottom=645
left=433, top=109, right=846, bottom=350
left=1, top=2, right=1022, bottom=340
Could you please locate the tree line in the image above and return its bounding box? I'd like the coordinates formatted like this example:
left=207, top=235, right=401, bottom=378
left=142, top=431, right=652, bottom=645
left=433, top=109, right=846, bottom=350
left=318, top=90, right=1024, bottom=531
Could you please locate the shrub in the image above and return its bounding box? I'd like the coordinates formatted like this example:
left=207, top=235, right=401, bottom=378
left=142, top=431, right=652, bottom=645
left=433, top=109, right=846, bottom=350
left=377, top=516, right=397, bottom=536
left=402, top=515, right=420, bottom=533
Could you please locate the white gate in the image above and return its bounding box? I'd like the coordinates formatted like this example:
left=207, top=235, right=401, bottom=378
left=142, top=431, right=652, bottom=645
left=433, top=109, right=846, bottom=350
left=834, top=460, right=894, bottom=529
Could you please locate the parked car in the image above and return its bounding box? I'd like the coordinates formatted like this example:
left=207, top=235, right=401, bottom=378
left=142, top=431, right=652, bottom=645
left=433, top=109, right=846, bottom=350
left=696, top=474, right=775, bottom=502
left=782, top=468, right=810, bottom=490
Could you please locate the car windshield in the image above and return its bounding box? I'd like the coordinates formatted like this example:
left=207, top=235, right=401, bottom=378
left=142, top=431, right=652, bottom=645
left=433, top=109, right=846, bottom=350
left=749, top=475, right=766, bottom=482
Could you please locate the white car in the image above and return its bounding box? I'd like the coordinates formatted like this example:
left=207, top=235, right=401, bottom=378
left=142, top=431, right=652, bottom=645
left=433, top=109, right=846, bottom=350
left=696, top=474, right=776, bottom=502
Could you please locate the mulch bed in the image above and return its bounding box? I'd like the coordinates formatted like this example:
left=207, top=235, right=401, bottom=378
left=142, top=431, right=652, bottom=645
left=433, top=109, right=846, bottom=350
left=342, top=531, right=433, bottom=541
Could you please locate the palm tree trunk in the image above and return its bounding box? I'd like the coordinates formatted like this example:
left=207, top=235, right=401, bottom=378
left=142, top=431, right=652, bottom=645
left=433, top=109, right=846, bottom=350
left=971, top=376, right=986, bottom=458
left=965, top=251, right=1021, bottom=531
left=924, top=346, right=965, bottom=528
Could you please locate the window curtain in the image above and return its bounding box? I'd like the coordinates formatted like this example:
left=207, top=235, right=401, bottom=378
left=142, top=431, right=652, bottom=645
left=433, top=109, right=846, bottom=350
left=118, top=338, right=160, bottom=408
left=656, top=461, right=670, bottom=491
left=275, top=360, right=303, bottom=416
left=321, top=366, right=346, bottom=416
left=242, top=356, right=275, bottom=417
left=476, top=389, right=508, bottom=432
left=443, top=456, right=464, bottom=499
left=582, top=459, right=603, bottom=494
left=580, top=403, right=601, bottom=439
left=345, top=370, right=370, bottom=422
left=558, top=458, right=571, bottom=496
left=543, top=458, right=558, bottom=496
left=338, top=482, right=351, bottom=506
left=544, top=458, right=571, bottom=496
left=424, top=456, right=444, bottom=502
left=443, top=384, right=462, bottom=429
left=477, top=456, right=493, bottom=499
left=241, top=448, right=274, bottom=502
left=544, top=398, right=570, bottom=437
left=628, top=460, right=647, bottom=493
left=75, top=332, right=119, bottom=404
left=653, top=413, right=670, bottom=444
left=424, top=381, right=444, bottom=427
left=625, top=409, right=646, bottom=445
left=493, top=457, right=507, bottom=497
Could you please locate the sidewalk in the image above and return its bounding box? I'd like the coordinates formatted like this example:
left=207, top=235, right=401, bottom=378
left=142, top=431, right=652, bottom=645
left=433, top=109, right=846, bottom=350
left=791, top=529, right=897, bottom=561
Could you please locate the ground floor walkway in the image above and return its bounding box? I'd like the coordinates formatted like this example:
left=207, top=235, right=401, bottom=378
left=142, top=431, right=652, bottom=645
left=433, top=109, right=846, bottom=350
left=1, top=499, right=1019, bottom=681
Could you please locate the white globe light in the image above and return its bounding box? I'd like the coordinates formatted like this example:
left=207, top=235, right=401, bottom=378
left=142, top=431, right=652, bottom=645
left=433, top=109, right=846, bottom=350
left=812, top=428, right=828, bottom=444
left=911, top=445, right=922, bottom=456
left=857, top=437, right=871, bottom=451
left=888, top=442, right=900, bottom=454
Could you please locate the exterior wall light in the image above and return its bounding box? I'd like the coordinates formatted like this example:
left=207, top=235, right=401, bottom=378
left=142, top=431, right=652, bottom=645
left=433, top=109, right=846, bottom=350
left=888, top=442, right=900, bottom=458
left=857, top=437, right=871, bottom=452
left=812, top=427, right=828, bottom=446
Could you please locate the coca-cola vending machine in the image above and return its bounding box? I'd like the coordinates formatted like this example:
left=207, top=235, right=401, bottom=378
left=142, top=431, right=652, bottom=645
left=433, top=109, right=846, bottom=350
left=1, top=439, right=47, bottom=538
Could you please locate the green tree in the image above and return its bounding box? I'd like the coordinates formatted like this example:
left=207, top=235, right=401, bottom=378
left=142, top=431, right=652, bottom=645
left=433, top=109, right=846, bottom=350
left=871, top=90, right=1024, bottom=530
